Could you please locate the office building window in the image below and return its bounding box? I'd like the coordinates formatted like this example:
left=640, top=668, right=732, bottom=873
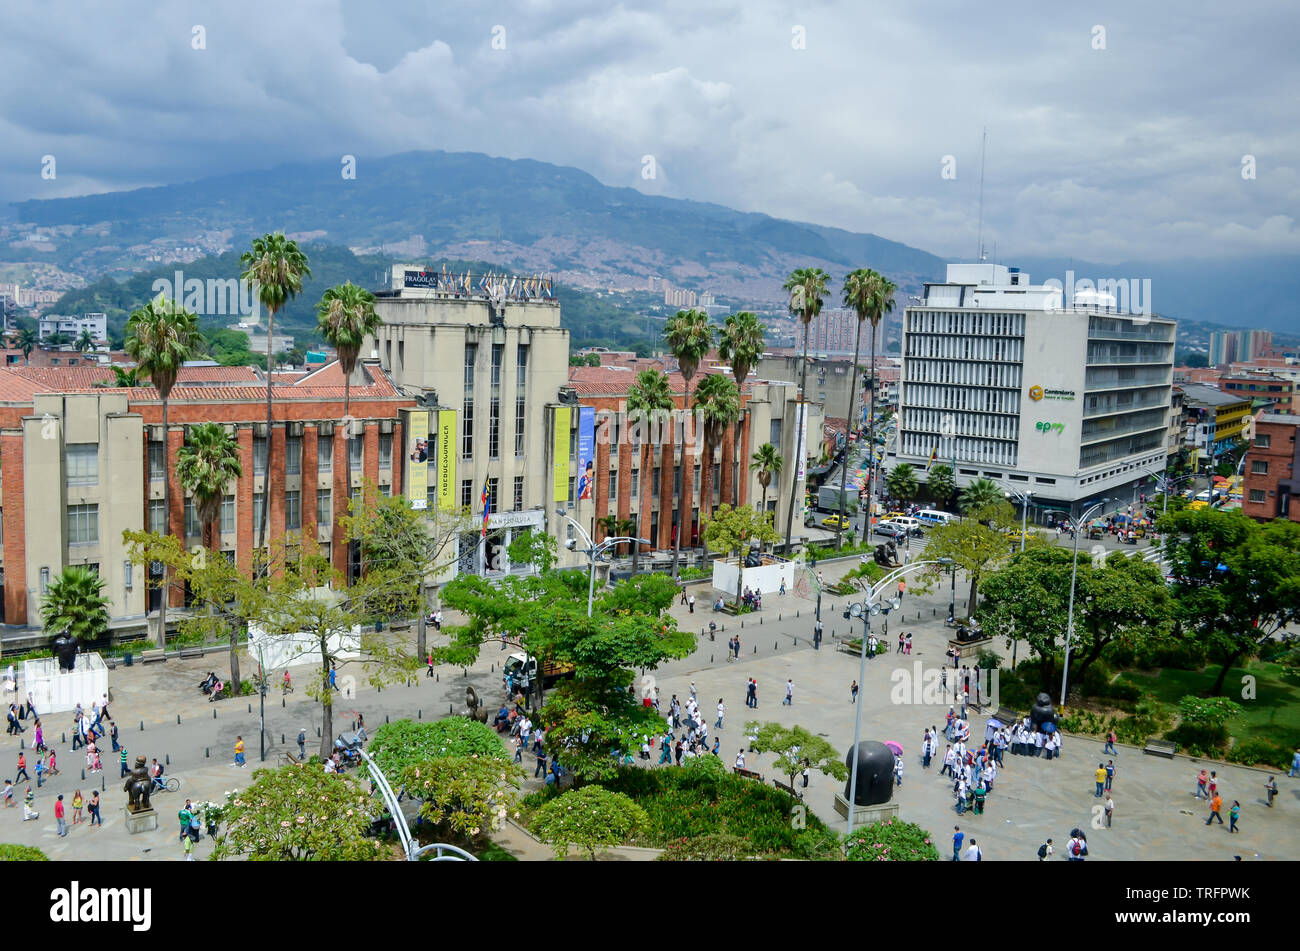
left=148, top=499, right=166, bottom=535
left=253, top=436, right=269, bottom=476
left=285, top=490, right=301, bottom=531
left=631, top=469, right=640, bottom=499
left=184, top=498, right=201, bottom=537
left=285, top=435, right=302, bottom=475
left=769, top=419, right=782, bottom=449
left=653, top=467, right=661, bottom=500
left=1249, top=489, right=1266, bottom=503
left=1255, top=434, right=1272, bottom=449
left=317, top=489, right=332, bottom=526
left=489, top=397, right=501, bottom=459
left=318, top=433, right=333, bottom=472
left=713, top=464, right=720, bottom=500
left=513, top=476, right=524, bottom=512
left=516, top=344, right=528, bottom=387
left=67, top=504, right=98, bottom=545
left=253, top=493, right=265, bottom=531
left=673, top=465, right=681, bottom=497
left=515, top=345, right=528, bottom=456
left=148, top=441, right=166, bottom=480
left=220, top=495, right=235, bottom=534
left=693, top=464, right=700, bottom=495
left=491, top=343, right=503, bottom=388
left=349, top=436, right=363, bottom=472
left=379, top=433, right=393, bottom=469
left=65, top=444, right=98, bottom=486
left=487, top=477, right=499, bottom=513
left=611, top=416, right=620, bottom=456
left=461, top=479, right=473, bottom=509
left=1251, top=460, right=1269, bottom=475
left=568, top=477, right=575, bottom=503
left=609, top=470, right=618, bottom=502
left=515, top=394, right=526, bottom=456
left=463, top=344, right=477, bottom=459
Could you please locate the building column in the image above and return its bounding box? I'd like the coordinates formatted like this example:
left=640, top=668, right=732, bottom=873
left=302, top=425, right=319, bottom=559
left=236, top=428, right=255, bottom=577
left=2, top=432, right=27, bottom=625
left=166, top=426, right=185, bottom=607
left=332, top=425, right=348, bottom=576
left=269, top=424, right=287, bottom=572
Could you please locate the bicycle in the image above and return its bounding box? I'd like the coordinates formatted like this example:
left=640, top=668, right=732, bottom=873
left=152, top=777, right=180, bottom=794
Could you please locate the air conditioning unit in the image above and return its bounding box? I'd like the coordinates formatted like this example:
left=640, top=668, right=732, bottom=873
left=254, top=423, right=269, bottom=438
left=287, top=421, right=304, bottom=437
left=379, top=419, right=394, bottom=435
left=558, top=386, right=578, bottom=405
left=317, top=421, right=334, bottom=436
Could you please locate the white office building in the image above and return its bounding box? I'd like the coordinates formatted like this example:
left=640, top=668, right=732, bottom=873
left=889, top=263, right=1176, bottom=518
left=38, top=312, right=107, bottom=343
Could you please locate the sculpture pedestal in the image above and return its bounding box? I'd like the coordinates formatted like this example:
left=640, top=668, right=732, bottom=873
left=834, top=793, right=900, bottom=827
left=947, top=636, right=992, bottom=661
left=123, top=807, right=158, bottom=834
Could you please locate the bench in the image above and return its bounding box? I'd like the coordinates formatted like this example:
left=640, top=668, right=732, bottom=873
left=178, top=647, right=205, bottom=659
left=773, top=779, right=803, bottom=800
left=1143, top=739, right=1177, bottom=759
left=991, top=707, right=1022, bottom=727
left=733, top=766, right=765, bottom=782
left=140, top=648, right=167, bottom=664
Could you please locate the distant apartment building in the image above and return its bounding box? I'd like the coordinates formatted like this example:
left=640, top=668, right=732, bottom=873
left=1219, top=371, right=1294, bottom=414
left=1208, top=332, right=1239, bottom=367
left=1178, top=383, right=1252, bottom=466
left=38, top=313, right=107, bottom=343
left=1241, top=413, right=1300, bottom=523
left=664, top=287, right=698, bottom=309
left=1243, top=330, right=1273, bottom=362
left=807, top=308, right=861, bottom=352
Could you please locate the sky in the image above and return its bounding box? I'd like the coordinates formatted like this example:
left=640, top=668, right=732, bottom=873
left=1, top=0, right=1296, bottom=264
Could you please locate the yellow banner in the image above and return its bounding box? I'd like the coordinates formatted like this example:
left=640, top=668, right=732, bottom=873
left=406, top=410, right=429, bottom=508
left=437, top=409, right=457, bottom=510
left=554, top=406, right=571, bottom=502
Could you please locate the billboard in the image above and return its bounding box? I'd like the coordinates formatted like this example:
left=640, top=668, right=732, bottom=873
left=577, top=406, right=595, bottom=501
left=405, top=409, right=429, bottom=510
left=554, top=407, right=571, bottom=502
left=437, top=409, right=457, bottom=510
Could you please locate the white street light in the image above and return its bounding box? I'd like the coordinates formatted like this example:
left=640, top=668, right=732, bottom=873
left=1060, top=498, right=1111, bottom=707
left=556, top=509, right=650, bottom=617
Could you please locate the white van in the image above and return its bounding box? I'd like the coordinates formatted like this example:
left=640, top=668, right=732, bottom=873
left=916, top=509, right=958, bottom=526
left=890, top=516, right=924, bottom=534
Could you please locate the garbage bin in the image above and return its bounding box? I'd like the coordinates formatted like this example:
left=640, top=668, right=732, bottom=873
left=375, top=621, right=384, bottom=632
left=123, top=652, right=134, bottom=667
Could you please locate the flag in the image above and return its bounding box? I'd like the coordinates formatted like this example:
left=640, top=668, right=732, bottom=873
left=480, top=479, right=491, bottom=537
left=926, top=444, right=938, bottom=472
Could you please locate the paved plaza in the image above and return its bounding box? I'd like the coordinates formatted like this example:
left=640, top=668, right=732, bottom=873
left=2, top=542, right=1294, bottom=860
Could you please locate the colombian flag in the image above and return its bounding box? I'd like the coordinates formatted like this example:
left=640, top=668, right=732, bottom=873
left=926, top=444, right=938, bottom=472
left=480, top=480, right=491, bottom=537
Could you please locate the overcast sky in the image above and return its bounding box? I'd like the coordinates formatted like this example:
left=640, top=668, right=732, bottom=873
left=1, top=0, right=1295, bottom=264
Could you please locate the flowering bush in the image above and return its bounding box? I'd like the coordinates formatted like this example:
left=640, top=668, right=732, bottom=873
left=367, top=718, right=508, bottom=780
left=844, top=819, right=940, bottom=862
left=530, top=786, right=648, bottom=860
left=398, top=756, right=524, bottom=840
left=656, top=833, right=758, bottom=861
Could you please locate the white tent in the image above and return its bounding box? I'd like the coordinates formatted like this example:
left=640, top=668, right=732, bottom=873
left=23, top=654, right=109, bottom=714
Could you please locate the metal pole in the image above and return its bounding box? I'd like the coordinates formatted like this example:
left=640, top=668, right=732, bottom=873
left=258, top=647, right=265, bottom=762
left=587, top=546, right=597, bottom=618
left=1060, top=500, right=1105, bottom=705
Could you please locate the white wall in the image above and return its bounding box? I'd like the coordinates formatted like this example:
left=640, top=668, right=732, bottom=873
left=711, top=557, right=796, bottom=599
left=24, top=655, right=109, bottom=715
left=247, top=624, right=361, bottom=672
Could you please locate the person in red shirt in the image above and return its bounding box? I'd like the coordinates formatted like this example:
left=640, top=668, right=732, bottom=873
left=55, top=794, right=67, bottom=837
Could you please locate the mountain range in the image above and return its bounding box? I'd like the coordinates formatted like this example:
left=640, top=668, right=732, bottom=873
left=7, top=150, right=1298, bottom=334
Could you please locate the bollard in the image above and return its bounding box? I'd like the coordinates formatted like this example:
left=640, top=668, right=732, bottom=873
left=797, top=610, right=800, bottom=618
left=282, top=734, right=286, bottom=744
left=248, top=704, right=252, bottom=714
left=710, top=655, right=714, bottom=663
left=450, top=704, right=454, bottom=715
left=436, top=673, right=439, bottom=682
left=213, top=709, right=217, bottom=719
left=754, top=645, right=757, bottom=653
left=140, top=721, right=144, bottom=731
left=177, top=715, right=181, bottom=725
left=351, top=720, right=356, bottom=731
left=18, top=738, right=23, bottom=750
left=102, top=777, right=105, bottom=792
left=774, top=641, right=778, bottom=649
left=206, top=748, right=209, bottom=758
left=81, top=769, right=86, bottom=780
left=740, top=620, right=743, bottom=629
left=62, top=733, right=66, bottom=744
left=761, top=616, right=763, bottom=624
left=387, top=714, right=392, bottom=723
left=416, top=710, right=420, bottom=719
left=165, top=754, right=170, bottom=766
left=317, top=727, right=321, bottom=737
left=282, top=698, right=285, bottom=708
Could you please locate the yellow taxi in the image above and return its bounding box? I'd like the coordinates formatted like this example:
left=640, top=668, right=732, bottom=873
left=821, top=514, right=853, bottom=530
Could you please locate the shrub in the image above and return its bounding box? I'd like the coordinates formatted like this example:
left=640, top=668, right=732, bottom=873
left=530, top=786, right=648, bottom=860
left=975, top=649, right=1001, bottom=671
left=1165, top=722, right=1228, bottom=756
left=657, top=833, right=760, bottom=861
left=1080, top=662, right=1114, bottom=698
left=368, top=718, right=508, bottom=778
left=1226, top=737, right=1292, bottom=771
left=844, top=819, right=940, bottom=862
left=0, top=844, right=48, bottom=861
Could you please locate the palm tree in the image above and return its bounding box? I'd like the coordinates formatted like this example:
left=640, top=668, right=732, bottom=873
left=780, top=267, right=831, bottom=554
left=241, top=234, right=311, bottom=571
left=716, top=311, right=765, bottom=505
left=596, top=514, right=620, bottom=545
left=15, top=328, right=37, bottom=363
left=625, top=368, right=674, bottom=574
left=177, top=422, right=244, bottom=690
left=126, top=294, right=202, bottom=648
left=692, top=373, right=741, bottom=521
left=316, top=281, right=381, bottom=422
left=927, top=463, right=957, bottom=510
left=39, top=566, right=111, bottom=644
left=94, top=366, right=141, bottom=389
left=839, top=269, right=897, bottom=549
left=886, top=463, right=919, bottom=504
left=662, top=309, right=715, bottom=575
left=959, top=477, right=1004, bottom=516
left=750, top=443, right=783, bottom=549
left=75, top=328, right=95, bottom=353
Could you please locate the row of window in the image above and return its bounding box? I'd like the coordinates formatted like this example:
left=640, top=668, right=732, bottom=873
left=902, top=384, right=1021, bottom=415
left=144, top=433, right=384, bottom=484
left=1087, top=316, right=1174, bottom=342
left=900, top=434, right=1019, bottom=467
left=905, top=336, right=1023, bottom=363
left=464, top=344, right=530, bottom=461
left=1084, top=366, right=1170, bottom=390
left=1083, top=386, right=1168, bottom=417
left=907, top=311, right=1026, bottom=337
left=1085, top=342, right=1173, bottom=365
left=905, top=359, right=1023, bottom=389
left=1077, top=432, right=1166, bottom=469
left=903, top=408, right=1019, bottom=441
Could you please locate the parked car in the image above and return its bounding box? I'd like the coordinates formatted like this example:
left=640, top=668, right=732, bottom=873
left=821, top=514, right=852, bottom=530
left=873, top=520, right=907, bottom=540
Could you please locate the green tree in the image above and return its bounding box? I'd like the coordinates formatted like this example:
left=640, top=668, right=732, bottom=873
left=241, top=234, right=311, bottom=569
left=925, top=506, right=1013, bottom=618
left=102, top=366, right=141, bottom=388
left=399, top=756, right=524, bottom=842
left=15, top=327, right=37, bottom=364
left=886, top=463, right=918, bottom=504
left=367, top=718, right=509, bottom=778
left=781, top=266, right=831, bottom=552
left=976, top=546, right=1074, bottom=693
left=1158, top=508, right=1300, bottom=695
left=210, top=763, right=384, bottom=861
left=702, top=503, right=780, bottom=608
left=927, top=464, right=956, bottom=510
left=750, top=442, right=783, bottom=521
left=663, top=308, right=715, bottom=573
left=839, top=269, right=896, bottom=549
left=959, top=477, right=1004, bottom=516
left=39, top=567, right=110, bottom=643
left=717, top=311, right=765, bottom=505
left=315, top=281, right=380, bottom=422
left=75, top=328, right=95, bottom=353
left=692, top=373, right=741, bottom=520
left=1071, top=552, right=1172, bottom=688
left=530, top=786, right=648, bottom=860
left=626, top=368, right=675, bottom=573
left=743, top=721, right=849, bottom=796
left=126, top=294, right=202, bottom=647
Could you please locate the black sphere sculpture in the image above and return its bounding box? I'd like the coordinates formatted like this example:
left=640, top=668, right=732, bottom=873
left=844, top=740, right=895, bottom=806
left=52, top=633, right=78, bottom=672
left=1029, top=692, right=1058, bottom=731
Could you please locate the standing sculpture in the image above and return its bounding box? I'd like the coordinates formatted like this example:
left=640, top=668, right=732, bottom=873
left=124, top=756, right=153, bottom=813
left=464, top=686, right=489, bottom=724
left=52, top=632, right=78, bottom=672
left=844, top=740, right=896, bottom=806
left=1029, top=692, right=1059, bottom=731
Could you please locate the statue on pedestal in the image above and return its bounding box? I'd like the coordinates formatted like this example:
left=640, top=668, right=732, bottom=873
left=124, top=756, right=153, bottom=813
left=1030, top=692, right=1058, bottom=731
left=844, top=740, right=895, bottom=806
left=52, top=632, right=78, bottom=672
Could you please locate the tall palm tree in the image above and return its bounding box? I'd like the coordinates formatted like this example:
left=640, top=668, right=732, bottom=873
left=176, top=422, right=245, bottom=691
left=241, top=235, right=311, bottom=571
left=625, top=368, right=674, bottom=574
left=780, top=267, right=831, bottom=554
left=316, top=281, right=381, bottom=421
left=126, top=294, right=202, bottom=648
left=662, top=309, right=715, bottom=575
left=75, top=328, right=95, bottom=353
left=15, top=328, right=36, bottom=364
left=692, top=373, right=741, bottom=521
left=750, top=442, right=783, bottom=516
left=39, top=566, right=111, bottom=644
left=839, top=269, right=896, bottom=549
left=716, top=311, right=765, bottom=506
left=959, top=477, right=1004, bottom=516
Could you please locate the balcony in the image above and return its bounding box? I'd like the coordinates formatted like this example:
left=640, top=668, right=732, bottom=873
left=1080, top=417, right=1168, bottom=447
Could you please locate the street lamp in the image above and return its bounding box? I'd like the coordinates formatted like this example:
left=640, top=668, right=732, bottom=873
left=1141, top=463, right=1174, bottom=516
left=556, top=509, right=650, bottom=617
left=1060, top=498, right=1111, bottom=707
left=842, top=557, right=954, bottom=838
left=1004, top=489, right=1033, bottom=667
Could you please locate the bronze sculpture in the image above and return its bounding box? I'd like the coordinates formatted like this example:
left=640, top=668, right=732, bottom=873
left=464, top=686, right=489, bottom=724
left=1029, top=692, right=1059, bottom=731
left=52, top=632, right=78, bottom=671
left=844, top=740, right=895, bottom=806
left=124, top=756, right=153, bottom=813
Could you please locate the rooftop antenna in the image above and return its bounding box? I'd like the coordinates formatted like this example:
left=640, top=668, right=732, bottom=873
left=975, top=126, right=987, bottom=262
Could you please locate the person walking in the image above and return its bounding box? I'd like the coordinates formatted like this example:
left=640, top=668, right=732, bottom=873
left=1266, top=775, right=1279, bottom=807
left=33, top=721, right=45, bottom=754
left=715, top=700, right=725, bottom=729
left=183, top=834, right=195, bottom=861
left=952, top=826, right=963, bottom=862
left=850, top=680, right=859, bottom=704
left=783, top=679, right=794, bottom=706
left=964, top=838, right=982, bottom=862
left=1195, top=768, right=1209, bottom=800
left=46, top=749, right=58, bottom=777
left=34, top=755, right=45, bottom=788
left=897, top=631, right=905, bottom=654
left=1206, top=792, right=1224, bottom=826
left=297, top=728, right=307, bottom=761
left=426, top=652, right=436, bottom=676
left=179, top=800, right=193, bottom=841
left=1104, top=729, right=1118, bottom=755
left=1290, top=748, right=1300, bottom=779
left=1038, top=838, right=1054, bottom=861
left=55, top=794, right=67, bottom=837
left=687, top=593, right=696, bottom=614
left=15, top=752, right=28, bottom=783
left=1094, top=763, right=1107, bottom=797
left=1105, top=760, right=1115, bottom=792
left=88, top=790, right=101, bottom=827
left=813, top=619, right=823, bottom=649
left=72, top=790, right=83, bottom=825
left=1229, top=800, right=1240, bottom=833
left=22, top=786, right=38, bottom=821
left=234, top=736, right=246, bottom=768
left=1104, top=794, right=1114, bottom=828
left=109, top=720, right=120, bottom=753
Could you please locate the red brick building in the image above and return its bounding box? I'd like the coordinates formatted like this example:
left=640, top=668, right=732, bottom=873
left=1241, top=412, right=1300, bottom=523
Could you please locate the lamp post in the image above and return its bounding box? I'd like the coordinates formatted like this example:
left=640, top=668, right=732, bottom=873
left=1141, top=463, right=1174, bottom=516
left=1004, top=488, right=1033, bottom=668
left=1060, top=498, right=1111, bottom=707
left=556, top=509, right=650, bottom=617
left=843, top=558, right=954, bottom=838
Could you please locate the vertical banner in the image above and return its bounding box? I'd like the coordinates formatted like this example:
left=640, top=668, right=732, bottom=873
left=796, top=401, right=808, bottom=480
left=405, top=409, right=429, bottom=510
left=437, top=409, right=457, bottom=511
left=553, top=406, right=571, bottom=502
left=577, top=406, right=595, bottom=501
